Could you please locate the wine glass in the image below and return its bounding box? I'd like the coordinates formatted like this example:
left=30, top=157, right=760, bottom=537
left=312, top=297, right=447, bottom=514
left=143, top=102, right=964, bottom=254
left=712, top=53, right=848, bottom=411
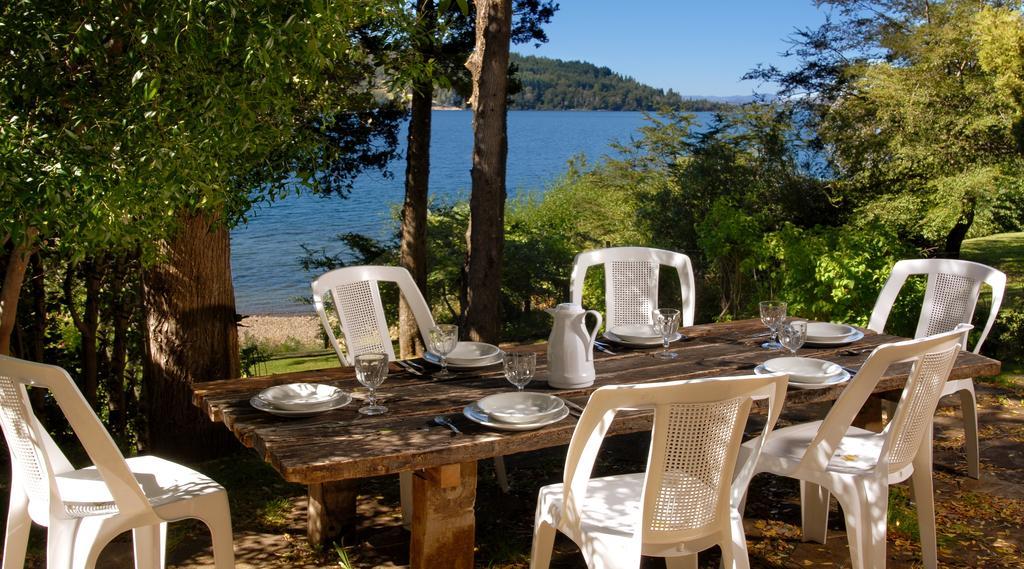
left=428, top=324, right=459, bottom=379
left=354, top=353, right=389, bottom=415
left=779, top=320, right=807, bottom=354
left=503, top=351, right=537, bottom=391
left=652, top=308, right=681, bottom=360
left=759, top=300, right=787, bottom=350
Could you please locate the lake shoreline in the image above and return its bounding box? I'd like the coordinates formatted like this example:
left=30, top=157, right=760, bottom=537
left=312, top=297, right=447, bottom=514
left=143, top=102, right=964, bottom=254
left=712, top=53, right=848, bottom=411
left=238, top=313, right=323, bottom=350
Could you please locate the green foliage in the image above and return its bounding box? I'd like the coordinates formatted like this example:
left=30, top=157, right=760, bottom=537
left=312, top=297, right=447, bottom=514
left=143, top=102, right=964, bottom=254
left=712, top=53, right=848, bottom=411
left=759, top=222, right=920, bottom=330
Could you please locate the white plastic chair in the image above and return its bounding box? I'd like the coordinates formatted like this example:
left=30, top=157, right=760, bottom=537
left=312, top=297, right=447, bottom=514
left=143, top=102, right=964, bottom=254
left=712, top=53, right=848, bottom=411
left=530, top=373, right=788, bottom=569
left=0, top=355, right=234, bottom=569
left=569, top=247, right=696, bottom=329
left=868, top=259, right=1005, bottom=478
left=745, top=325, right=971, bottom=569
left=311, top=266, right=509, bottom=521
left=312, top=265, right=439, bottom=367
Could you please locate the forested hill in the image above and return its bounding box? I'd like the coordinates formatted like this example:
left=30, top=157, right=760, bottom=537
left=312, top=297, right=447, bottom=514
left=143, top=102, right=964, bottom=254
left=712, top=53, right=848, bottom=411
left=434, top=54, right=734, bottom=112
left=508, top=54, right=732, bottom=112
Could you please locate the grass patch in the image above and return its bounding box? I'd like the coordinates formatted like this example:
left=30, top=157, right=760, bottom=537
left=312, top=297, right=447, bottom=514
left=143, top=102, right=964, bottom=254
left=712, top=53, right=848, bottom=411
left=888, top=486, right=920, bottom=541
left=962, top=231, right=1024, bottom=308
left=264, top=353, right=340, bottom=375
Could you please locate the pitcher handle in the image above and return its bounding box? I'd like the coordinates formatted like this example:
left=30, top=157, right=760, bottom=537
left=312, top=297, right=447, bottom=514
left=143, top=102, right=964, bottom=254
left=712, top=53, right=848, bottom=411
left=584, top=310, right=603, bottom=362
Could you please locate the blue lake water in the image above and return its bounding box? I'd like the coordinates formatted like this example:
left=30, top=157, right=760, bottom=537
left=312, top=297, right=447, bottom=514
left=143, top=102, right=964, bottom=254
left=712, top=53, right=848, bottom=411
left=231, top=110, right=712, bottom=314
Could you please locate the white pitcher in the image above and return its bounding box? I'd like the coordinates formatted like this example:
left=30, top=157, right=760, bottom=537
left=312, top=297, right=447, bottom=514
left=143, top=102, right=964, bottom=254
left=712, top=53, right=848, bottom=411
left=546, top=302, right=603, bottom=389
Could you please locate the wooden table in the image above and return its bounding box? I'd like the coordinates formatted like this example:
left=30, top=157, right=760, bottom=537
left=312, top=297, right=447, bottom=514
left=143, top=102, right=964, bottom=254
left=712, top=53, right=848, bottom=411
left=192, top=319, right=1000, bottom=568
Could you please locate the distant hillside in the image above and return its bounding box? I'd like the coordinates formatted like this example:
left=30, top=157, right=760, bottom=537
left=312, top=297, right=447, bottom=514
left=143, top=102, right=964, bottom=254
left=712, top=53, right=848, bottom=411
left=434, top=54, right=735, bottom=112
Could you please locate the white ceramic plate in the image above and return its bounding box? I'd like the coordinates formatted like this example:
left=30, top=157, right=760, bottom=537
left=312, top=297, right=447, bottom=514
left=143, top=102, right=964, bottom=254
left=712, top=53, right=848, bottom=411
left=763, top=357, right=846, bottom=383
left=477, top=392, right=565, bottom=424
left=603, top=330, right=683, bottom=347
left=804, top=330, right=865, bottom=347
left=463, top=402, right=570, bottom=431
left=258, top=383, right=347, bottom=411
left=424, top=351, right=502, bottom=369
left=250, top=393, right=352, bottom=417
left=607, top=324, right=661, bottom=343
left=443, top=342, right=502, bottom=365
left=805, top=322, right=858, bottom=341
left=754, top=365, right=851, bottom=389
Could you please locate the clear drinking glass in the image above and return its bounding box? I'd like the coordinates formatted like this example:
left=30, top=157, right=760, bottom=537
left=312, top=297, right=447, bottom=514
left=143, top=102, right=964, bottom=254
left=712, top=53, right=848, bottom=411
left=779, top=320, right=807, bottom=354
left=354, top=353, right=389, bottom=415
left=652, top=308, right=681, bottom=360
left=428, top=324, right=459, bottom=379
left=502, top=351, right=537, bottom=391
left=759, top=300, right=787, bottom=350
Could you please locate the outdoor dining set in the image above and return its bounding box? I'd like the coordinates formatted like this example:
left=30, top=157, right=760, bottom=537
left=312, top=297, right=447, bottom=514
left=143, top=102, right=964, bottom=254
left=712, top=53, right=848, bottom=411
left=0, top=247, right=1007, bottom=569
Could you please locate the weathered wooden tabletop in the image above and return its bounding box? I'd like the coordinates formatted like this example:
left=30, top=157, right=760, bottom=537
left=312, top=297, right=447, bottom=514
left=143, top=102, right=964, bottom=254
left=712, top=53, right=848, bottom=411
left=191, top=318, right=1000, bottom=566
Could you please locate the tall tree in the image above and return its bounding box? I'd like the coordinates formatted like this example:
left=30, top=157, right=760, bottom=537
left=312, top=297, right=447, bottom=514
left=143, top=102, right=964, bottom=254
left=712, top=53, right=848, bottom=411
left=397, top=0, right=555, bottom=354
left=463, top=0, right=513, bottom=342
left=399, top=0, right=439, bottom=358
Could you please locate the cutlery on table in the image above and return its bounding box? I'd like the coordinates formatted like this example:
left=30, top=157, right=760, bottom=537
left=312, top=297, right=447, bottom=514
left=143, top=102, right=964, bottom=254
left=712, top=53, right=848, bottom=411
left=396, top=360, right=423, bottom=376
left=593, top=341, right=616, bottom=355
left=433, top=415, right=462, bottom=435
left=562, top=399, right=585, bottom=417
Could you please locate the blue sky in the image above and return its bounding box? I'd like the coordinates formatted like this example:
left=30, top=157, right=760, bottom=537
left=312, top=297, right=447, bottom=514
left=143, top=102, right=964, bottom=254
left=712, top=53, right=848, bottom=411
left=513, top=1, right=831, bottom=97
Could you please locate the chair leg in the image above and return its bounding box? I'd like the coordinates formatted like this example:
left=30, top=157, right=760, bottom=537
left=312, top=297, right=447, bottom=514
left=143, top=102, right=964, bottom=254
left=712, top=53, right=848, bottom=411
left=494, top=455, right=510, bottom=493
left=957, top=384, right=980, bottom=479
left=132, top=524, right=164, bottom=569
left=529, top=521, right=557, bottom=569
left=725, top=513, right=751, bottom=569
left=912, top=445, right=938, bottom=569
left=845, top=479, right=887, bottom=569
left=665, top=554, right=697, bottom=569
left=46, top=519, right=79, bottom=569
left=400, top=471, right=414, bottom=529
left=204, top=494, right=236, bottom=569
left=800, top=480, right=830, bottom=543
left=3, top=487, right=31, bottom=569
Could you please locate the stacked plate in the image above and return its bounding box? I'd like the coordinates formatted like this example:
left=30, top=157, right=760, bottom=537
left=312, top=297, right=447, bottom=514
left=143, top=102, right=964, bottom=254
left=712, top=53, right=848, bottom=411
left=754, top=356, right=851, bottom=389
left=425, top=341, right=503, bottom=369
left=604, top=324, right=682, bottom=347
left=463, top=392, right=569, bottom=431
left=250, top=383, right=352, bottom=417
left=803, top=322, right=864, bottom=347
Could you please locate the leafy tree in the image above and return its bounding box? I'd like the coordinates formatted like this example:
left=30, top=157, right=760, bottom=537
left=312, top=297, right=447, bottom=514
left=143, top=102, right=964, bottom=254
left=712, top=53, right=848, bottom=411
left=748, top=0, right=1024, bottom=257
left=0, top=0, right=408, bottom=457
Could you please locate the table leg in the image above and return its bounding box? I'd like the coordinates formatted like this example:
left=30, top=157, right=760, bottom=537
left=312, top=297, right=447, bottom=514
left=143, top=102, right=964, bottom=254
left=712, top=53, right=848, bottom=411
left=410, top=461, right=477, bottom=569
left=308, top=479, right=358, bottom=546
left=853, top=394, right=884, bottom=432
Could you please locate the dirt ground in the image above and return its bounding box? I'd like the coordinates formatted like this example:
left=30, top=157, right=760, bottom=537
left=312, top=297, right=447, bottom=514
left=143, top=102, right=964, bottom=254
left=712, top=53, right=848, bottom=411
left=75, top=379, right=1024, bottom=568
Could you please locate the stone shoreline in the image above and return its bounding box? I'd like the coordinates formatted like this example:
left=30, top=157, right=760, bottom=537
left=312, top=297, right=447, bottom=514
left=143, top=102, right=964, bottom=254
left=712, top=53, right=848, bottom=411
left=237, top=313, right=323, bottom=349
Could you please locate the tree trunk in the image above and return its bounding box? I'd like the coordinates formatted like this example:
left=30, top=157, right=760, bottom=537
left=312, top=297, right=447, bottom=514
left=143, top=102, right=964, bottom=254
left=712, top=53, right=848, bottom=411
left=64, top=259, right=103, bottom=407
left=106, top=254, right=134, bottom=438
left=0, top=229, right=38, bottom=356
left=943, top=201, right=976, bottom=259
left=399, top=0, right=438, bottom=359
left=142, top=210, right=240, bottom=460
left=463, top=0, right=512, bottom=343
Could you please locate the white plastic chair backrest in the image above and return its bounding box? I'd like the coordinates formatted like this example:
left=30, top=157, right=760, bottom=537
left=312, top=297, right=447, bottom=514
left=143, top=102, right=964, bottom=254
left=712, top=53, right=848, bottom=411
left=868, top=259, right=1005, bottom=353
left=561, top=374, right=787, bottom=549
left=569, top=247, right=696, bottom=329
left=797, top=325, right=970, bottom=476
left=311, top=266, right=437, bottom=366
left=0, top=356, right=156, bottom=525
